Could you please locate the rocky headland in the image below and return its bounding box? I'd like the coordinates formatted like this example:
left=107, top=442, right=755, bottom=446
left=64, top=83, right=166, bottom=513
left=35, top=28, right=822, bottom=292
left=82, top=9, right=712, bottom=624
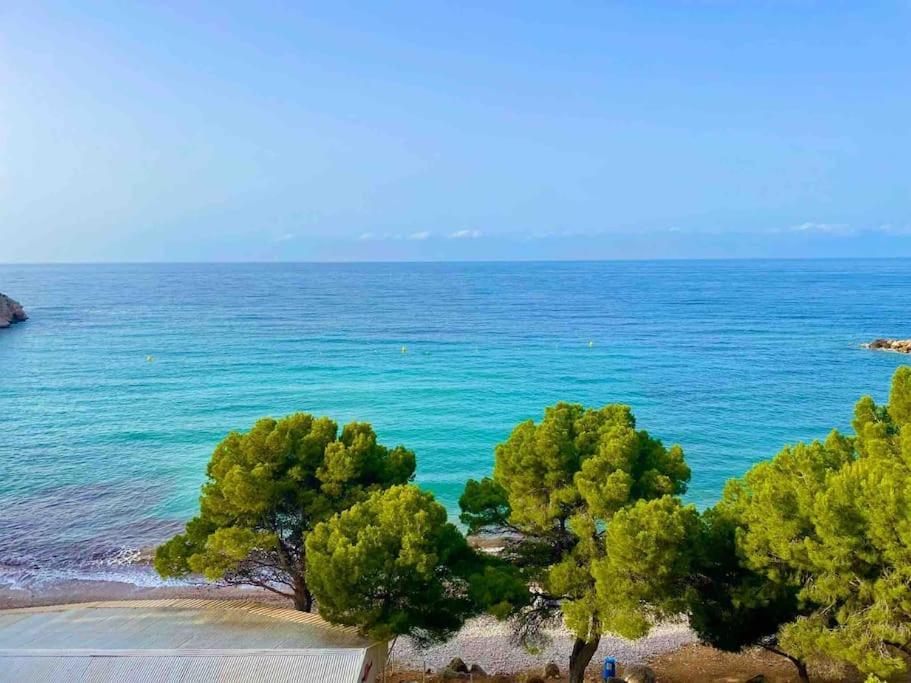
left=864, top=338, right=911, bottom=354
left=0, top=293, right=28, bottom=328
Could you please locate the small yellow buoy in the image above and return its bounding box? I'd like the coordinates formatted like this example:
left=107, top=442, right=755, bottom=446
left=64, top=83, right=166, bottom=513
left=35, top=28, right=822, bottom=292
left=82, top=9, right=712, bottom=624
left=588, top=340, right=594, bottom=348
left=401, top=345, right=407, bottom=354
left=146, top=355, right=155, bottom=362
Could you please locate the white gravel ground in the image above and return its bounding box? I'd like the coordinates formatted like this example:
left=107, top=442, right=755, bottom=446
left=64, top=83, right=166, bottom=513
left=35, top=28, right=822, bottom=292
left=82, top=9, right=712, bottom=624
left=389, top=616, right=698, bottom=675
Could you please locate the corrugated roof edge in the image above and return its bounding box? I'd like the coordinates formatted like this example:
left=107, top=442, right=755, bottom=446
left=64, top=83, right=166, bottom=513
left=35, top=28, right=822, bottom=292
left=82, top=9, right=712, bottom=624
left=0, top=599, right=381, bottom=645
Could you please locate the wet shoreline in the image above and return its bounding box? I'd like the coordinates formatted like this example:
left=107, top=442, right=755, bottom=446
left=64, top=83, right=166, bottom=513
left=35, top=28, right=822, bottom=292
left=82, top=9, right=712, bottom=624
left=0, top=577, right=284, bottom=610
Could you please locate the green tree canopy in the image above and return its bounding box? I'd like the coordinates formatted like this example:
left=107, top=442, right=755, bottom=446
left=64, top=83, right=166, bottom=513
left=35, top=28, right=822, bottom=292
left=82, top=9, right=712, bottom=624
left=687, top=501, right=808, bottom=680
left=691, top=366, right=911, bottom=681
left=154, top=413, right=415, bottom=611
left=305, top=484, right=477, bottom=646
left=783, top=367, right=911, bottom=678
left=460, top=402, right=694, bottom=683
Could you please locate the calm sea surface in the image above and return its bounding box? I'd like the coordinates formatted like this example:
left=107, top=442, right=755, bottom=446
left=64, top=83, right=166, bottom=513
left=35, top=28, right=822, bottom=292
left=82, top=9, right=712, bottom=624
left=1, top=260, right=909, bottom=587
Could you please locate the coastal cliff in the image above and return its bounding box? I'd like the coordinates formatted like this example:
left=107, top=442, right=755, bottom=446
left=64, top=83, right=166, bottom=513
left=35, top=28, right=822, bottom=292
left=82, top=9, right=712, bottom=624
left=864, top=338, right=911, bottom=354
left=0, top=293, right=28, bottom=328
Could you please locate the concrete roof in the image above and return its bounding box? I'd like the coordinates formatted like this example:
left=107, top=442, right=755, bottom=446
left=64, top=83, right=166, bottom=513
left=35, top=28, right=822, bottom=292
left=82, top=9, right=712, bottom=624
left=0, top=599, right=384, bottom=682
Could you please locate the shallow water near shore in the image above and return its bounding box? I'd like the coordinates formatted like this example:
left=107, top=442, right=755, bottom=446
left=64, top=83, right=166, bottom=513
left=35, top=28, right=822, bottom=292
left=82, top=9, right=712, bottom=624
left=1, top=260, right=909, bottom=589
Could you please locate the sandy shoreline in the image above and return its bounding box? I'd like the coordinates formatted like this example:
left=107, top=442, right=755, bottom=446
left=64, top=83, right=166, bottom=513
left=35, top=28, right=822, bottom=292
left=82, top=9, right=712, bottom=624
left=0, top=577, right=696, bottom=674
left=7, top=580, right=862, bottom=680
left=390, top=617, right=696, bottom=673
left=0, top=578, right=291, bottom=610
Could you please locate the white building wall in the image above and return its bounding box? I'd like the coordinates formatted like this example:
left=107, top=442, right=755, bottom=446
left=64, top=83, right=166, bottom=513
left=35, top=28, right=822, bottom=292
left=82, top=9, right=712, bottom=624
left=359, top=641, right=388, bottom=683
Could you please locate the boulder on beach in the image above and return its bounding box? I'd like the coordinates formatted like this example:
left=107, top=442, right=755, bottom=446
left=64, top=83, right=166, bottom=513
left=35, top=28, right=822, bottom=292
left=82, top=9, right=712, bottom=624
left=864, top=338, right=911, bottom=353
left=447, top=657, right=468, bottom=674
left=0, top=293, right=27, bottom=328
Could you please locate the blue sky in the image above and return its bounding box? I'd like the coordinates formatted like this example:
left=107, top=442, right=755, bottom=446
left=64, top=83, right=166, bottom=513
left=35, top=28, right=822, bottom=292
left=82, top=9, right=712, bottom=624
left=1, top=1, right=909, bottom=262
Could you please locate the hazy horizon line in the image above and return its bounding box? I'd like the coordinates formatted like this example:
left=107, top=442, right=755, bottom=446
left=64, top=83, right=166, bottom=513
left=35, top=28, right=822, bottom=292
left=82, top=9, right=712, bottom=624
left=4, top=255, right=911, bottom=267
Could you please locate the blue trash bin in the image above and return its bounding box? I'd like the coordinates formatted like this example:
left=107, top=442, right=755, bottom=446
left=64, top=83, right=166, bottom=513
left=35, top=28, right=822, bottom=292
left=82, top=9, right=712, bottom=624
left=602, top=656, right=617, bottom=679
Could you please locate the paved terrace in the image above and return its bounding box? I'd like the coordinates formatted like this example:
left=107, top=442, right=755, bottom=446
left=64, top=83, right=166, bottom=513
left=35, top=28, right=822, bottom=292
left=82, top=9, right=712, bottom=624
left=0, top=599, right=385, bottom=682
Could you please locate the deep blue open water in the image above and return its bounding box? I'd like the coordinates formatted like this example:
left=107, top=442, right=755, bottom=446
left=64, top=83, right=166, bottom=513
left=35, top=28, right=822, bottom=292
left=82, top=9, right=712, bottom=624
left=1, top=260, right=909, bottom=588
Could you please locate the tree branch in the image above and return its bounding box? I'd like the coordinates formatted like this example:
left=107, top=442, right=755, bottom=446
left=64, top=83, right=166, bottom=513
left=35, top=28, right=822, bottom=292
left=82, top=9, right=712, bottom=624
left=760, top=641, right=808, bottom=681
left=222, top=575, right=294, bottom=599
left=885, top=640, right=911, bottom=656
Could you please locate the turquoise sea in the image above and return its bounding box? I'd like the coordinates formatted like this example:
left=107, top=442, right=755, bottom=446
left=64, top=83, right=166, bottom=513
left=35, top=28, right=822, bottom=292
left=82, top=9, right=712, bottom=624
left=1, top=260, right=909, bottom=588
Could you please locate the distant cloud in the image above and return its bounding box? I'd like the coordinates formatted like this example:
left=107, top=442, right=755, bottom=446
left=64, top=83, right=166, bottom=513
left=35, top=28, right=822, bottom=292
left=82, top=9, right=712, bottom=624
left=525, top=229, right=584, bottom=240
left=449, top=229, right=482, bottom=239
left=359, top=231, right=425, bottom=241
left=876, top=223, right=911, bottom=236
left=787, top=222, right=911, bottom=237
left=273, top=232, right=295, bottom=242
left=790, top=222, right=853, bottom=235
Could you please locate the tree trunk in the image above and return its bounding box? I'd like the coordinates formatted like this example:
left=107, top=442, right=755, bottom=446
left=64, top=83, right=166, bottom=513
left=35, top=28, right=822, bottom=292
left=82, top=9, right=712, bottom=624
left=794, top=659, right=809, bottom=683
left=886, top=640, right=911, bottom=656
left=762, top=644, right=809, bottom=683
left=568, top=635, right=600, bottom=683
left=292, top=573, right=313, bottom=612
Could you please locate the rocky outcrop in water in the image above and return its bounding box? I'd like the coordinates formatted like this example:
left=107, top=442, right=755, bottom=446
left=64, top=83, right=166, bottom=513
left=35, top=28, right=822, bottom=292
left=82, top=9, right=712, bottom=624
left=864, top=338, right=911, bottom=354
left=0, top=293, right=27, bottom=328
